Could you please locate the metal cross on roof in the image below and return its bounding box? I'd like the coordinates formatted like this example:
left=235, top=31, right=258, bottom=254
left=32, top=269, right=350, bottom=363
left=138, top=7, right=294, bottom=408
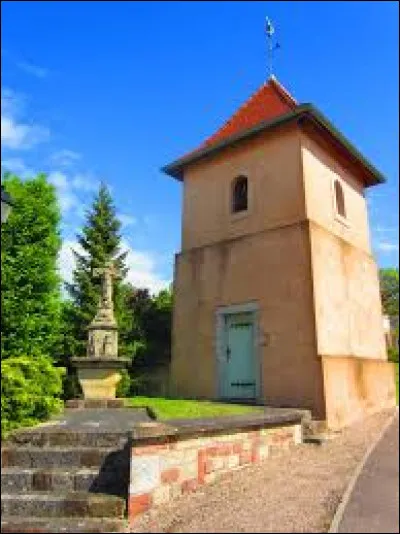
left=265, top=16, right=281, bottom=80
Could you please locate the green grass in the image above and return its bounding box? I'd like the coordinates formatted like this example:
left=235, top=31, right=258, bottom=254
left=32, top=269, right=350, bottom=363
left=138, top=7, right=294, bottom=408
left=127, top=396, right=263, bottom=420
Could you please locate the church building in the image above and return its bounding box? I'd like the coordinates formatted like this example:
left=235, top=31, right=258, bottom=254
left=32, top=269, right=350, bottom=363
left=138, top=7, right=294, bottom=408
left=162, top=76, right=396, bottom=429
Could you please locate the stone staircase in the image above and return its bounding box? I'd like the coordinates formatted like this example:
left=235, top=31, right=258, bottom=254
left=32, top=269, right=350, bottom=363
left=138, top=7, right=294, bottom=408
left=1, top=427, right=132, bottom=533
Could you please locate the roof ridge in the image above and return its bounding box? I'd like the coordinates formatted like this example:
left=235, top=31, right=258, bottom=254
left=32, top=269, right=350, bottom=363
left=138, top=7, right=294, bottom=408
left=201, top=78, right=298, bottom=149
left=202, top=82, right=267, bottom=148
left=268, top=75, right=298, bottom=107
left=183, top=77, right=299, bottom=158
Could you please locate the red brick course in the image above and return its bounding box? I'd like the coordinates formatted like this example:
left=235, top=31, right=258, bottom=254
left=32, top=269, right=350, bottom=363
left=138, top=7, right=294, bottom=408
left=269, top=430, right=294, bottom=444
left=129, top=423, right=301, bottom=525
left=129, top=493, right=152, bottom=518
left=197, top=449, right=206, bottom=484
left=133, top=443, right=169, bottom=456
left=181, top=478, right=198, bottom=493
left=204, top=459, right=214, bottom=474
left=251, top=444, right=260, bottom=463
left=232, top=443, right=243, bottom=454
left=161, top=468, right=180, bottom=484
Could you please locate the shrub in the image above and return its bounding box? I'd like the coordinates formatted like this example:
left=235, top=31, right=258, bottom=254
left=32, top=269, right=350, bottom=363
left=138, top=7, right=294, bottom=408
left=116, top=368, right=131, bottom=398
left=388, top=346, right=399, bottom=363
left=1, top=355, right=65, bottom=438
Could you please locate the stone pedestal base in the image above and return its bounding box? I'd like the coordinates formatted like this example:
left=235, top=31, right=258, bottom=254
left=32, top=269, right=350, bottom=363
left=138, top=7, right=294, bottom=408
left=65, top=398, right=126, bottom=409
left=71, top=357, right=129, bottom=400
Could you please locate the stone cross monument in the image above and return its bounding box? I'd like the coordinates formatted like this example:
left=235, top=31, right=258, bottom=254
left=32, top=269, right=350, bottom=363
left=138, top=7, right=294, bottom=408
left=87, top=260, right=120, bottom=359
left=72, top=259, right=129, bottom=401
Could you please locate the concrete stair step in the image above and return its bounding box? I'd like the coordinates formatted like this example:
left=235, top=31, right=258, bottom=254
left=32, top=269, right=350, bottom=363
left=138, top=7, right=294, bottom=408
left=1, top=446, right=121, bottom=469
left=6, top=429, right=132, bottom=449
left=1, top=491, right=126, bottom=519
left=1, top=467, right=100, bottom=493
left=1, top=516, right=128, bottom=533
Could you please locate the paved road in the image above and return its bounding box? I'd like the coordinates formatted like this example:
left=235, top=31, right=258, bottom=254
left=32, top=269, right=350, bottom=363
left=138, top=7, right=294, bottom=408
left=337, top=412, right=399, bottom=533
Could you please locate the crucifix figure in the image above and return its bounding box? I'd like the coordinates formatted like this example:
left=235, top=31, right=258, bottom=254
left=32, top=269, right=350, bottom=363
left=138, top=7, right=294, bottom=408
left=93, top=259, right=121, bottom=312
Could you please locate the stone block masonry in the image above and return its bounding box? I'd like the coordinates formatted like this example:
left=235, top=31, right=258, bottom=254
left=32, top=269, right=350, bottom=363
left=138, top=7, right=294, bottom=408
left=128, top=411, right=304, bottom=524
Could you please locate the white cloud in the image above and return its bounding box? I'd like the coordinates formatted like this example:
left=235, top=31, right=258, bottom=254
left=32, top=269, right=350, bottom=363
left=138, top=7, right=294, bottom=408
left=17, top=61, right=49, bottom=79
left=373, top=226, right=398, bottom=234
left=58, top=240, right=86, bottom=287
left=48, top=170, right=68, bottom=189
left=1, top=115, right=48, bottom=149
left=120, top=240, right=170, bottom=294
left=1, top=88, right=21, bottom=115
left=48, top=171, right=80, bottom=214
left=118, top=213, right=137, bottom=228
left=47, top=171, right=100, bottom=215
left=376, top=241, right=399, bottom=252
left=50, top=149, right=81, bottom=167
left=2, top=51, right=49, bottom=78
left=1, top=157, right=35, bottom=179
left=71, top=173, right=98, bottom=193
left=1, top=88, right=49, bottom=149
left=58, top=239, right=170, bottom=295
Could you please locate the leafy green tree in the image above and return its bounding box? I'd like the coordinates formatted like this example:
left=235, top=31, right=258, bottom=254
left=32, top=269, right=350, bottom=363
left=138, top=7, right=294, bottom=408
left=143, top=286, right=173, bottom=367
left=125, top=285, right=172, bottom=394
left=1, top=173, right=62, bottom=359
left=379, top=268, right=399, bottom=317
left=1, top=173, right=64, bottom=436
left=61, top=183, right=135, bottom=397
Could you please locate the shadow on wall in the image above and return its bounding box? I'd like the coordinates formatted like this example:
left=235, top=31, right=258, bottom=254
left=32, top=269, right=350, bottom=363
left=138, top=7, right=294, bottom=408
left=131, top=364, right=171, bottom=397
left=90, top=442, right=131, bottom=499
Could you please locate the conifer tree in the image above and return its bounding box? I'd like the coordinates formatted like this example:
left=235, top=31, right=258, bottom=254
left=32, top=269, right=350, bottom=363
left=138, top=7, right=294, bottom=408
left=61, top=183, right=135, bottom=397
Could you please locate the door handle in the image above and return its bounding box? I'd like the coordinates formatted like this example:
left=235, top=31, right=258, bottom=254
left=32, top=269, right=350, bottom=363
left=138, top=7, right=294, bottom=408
left=226, top=346, right=231, bottom=362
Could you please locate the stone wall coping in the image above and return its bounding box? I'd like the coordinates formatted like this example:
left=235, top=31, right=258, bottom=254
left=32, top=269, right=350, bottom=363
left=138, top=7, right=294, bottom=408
left=129, top=409, right=308, bottom=445
left=71, top=357, right=130, bottom=369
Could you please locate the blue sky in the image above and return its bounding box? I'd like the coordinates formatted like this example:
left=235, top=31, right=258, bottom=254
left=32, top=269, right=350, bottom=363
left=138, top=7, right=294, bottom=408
left=1, top=1, right=398, bottom=292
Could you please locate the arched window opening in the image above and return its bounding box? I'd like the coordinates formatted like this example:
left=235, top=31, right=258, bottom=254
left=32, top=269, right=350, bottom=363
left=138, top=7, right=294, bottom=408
left=232, top=175, right=248, bottom=213
left=334, top=179, right=346, bottom=218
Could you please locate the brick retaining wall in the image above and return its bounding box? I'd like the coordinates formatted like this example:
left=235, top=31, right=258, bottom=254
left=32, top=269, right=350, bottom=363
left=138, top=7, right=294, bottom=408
left=128, top=417, right=303, bottom=523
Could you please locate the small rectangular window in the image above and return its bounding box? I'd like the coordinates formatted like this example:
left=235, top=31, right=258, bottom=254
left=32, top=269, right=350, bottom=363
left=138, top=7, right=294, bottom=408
left=334, top=179, right=346, bottom=218
left=232, top=176, right=248, bottom=213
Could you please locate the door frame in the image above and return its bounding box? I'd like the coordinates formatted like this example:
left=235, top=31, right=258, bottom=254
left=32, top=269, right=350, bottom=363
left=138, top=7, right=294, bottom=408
left=215, top=301, right=261, bottom=401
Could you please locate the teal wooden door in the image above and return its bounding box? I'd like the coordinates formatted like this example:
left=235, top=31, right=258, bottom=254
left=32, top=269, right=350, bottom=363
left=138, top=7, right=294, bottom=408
left=222, top=313, right=256, bottom=399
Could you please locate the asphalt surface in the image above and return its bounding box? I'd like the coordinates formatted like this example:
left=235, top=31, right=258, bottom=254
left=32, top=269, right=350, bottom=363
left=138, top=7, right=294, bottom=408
left=38, top=407, right=152, bottom=430
left=37, top=405, right=306, bottom=433
left=337, top=412, right=399, bottom=533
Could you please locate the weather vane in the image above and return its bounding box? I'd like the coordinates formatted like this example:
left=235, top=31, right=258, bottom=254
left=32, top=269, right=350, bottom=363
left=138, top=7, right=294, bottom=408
left=265, top=16, right=280, bottom=79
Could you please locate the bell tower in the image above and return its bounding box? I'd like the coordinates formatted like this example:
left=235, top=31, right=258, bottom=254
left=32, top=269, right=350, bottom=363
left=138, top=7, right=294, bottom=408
left=162, top=76, right=396, bottom=429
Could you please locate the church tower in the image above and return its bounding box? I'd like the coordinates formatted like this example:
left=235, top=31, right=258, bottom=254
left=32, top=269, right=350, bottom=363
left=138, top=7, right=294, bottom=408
left=162, top=76, right=396, bottom=429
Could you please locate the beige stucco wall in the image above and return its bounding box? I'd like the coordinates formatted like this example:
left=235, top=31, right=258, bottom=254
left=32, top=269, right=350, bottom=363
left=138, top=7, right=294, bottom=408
left=300, top=130, right=392, bottom=428
left=301, top=133, right=372, bottom=254
left=301, top=128, right=387, bottom=360
left=309, top=222, right=387, bottom=359
left=181, top=126, right=306, bottom=251
left=170, top=222, right=326, bottom=418
left=322, top=356, right=396, bottom=430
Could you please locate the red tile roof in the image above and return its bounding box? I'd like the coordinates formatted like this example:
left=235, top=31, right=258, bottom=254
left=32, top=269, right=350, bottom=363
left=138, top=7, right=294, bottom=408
left=163, top=77, right=385, bottom=186
left=192, top=76, right=298, bottom=154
